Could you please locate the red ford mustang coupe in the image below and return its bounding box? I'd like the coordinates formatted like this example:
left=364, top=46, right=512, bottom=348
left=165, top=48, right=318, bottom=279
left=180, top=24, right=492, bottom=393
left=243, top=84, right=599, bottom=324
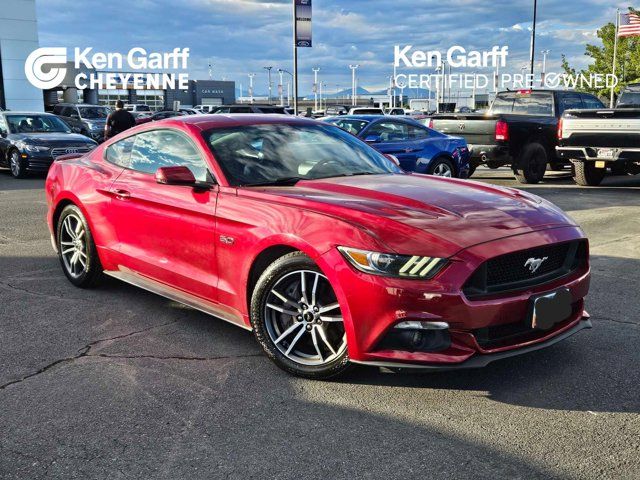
left=45, top=115, right=591, bottom=378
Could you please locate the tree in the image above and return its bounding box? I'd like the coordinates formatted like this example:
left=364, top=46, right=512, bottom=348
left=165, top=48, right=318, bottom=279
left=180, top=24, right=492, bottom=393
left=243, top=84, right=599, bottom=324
left=562, top=7, right=640, bottom=98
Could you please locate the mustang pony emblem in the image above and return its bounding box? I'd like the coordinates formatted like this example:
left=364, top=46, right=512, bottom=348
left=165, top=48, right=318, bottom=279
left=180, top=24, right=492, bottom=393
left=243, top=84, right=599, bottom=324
left=525, top=256, right=548, bottom=274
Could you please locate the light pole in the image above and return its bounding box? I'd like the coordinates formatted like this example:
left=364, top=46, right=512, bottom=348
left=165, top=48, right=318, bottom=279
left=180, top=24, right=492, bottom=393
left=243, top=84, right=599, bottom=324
left=279, top=69, right=294, bottom=107
left=278, top=69, right=284, bottom=106
left=540, top=49, right=550, bottom=87
left=312, top=67, right=320, bottom=111
left=248, top=73, right=255, bottom=103
left=264, top=66, right=273, bottom=104
left=349, top=64, right=359, bottom=106
left=435, top=64, right=442, bottom=113
left=529, top=0, right=538, bottom=87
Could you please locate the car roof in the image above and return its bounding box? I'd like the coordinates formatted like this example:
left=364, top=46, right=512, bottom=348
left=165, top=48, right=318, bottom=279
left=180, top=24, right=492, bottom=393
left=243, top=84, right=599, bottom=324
left=55, top=103, right=104, bottom=107
left=2, top=111, right=57, bottom=116
left=158, top=114, right=320, bottom=131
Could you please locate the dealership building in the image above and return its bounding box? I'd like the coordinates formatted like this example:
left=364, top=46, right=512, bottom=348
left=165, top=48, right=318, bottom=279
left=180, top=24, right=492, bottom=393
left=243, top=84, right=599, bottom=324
left=0, top=0, right=44, bottom=111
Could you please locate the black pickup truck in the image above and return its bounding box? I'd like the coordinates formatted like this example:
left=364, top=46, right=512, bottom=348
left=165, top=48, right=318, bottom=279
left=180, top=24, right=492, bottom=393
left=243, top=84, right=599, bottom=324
left=556, top=108, right=640, bottom=186
left=430, top=90, right=604, bottom=183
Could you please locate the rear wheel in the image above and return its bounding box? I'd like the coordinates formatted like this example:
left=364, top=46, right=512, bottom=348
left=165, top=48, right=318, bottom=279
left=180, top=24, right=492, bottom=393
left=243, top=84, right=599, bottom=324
left=251, top=252, right=350, bottom=379
left=467, top=160, right=479, bottom=178
left=56, top=204, right=103, bottom=287
left=428, top=157, right=455, bottom=178
left=9, top=150, right=27, bottom=179
left=513, top=143, right=547, bottom=184
left=573, top=161, right=605, bottom=186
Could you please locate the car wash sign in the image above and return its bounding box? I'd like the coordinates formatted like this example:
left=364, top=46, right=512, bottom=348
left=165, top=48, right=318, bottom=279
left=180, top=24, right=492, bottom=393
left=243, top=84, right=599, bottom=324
left=295, top=0, right=312, bottom=47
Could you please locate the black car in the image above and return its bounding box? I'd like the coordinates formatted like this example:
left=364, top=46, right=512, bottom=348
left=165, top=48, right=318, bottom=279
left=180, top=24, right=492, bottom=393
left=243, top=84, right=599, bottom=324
left=53, top=103, right=111, bottom=142
left=0, top=112, right=97, bottom=178
left=213, top=104, right=290, bottom=114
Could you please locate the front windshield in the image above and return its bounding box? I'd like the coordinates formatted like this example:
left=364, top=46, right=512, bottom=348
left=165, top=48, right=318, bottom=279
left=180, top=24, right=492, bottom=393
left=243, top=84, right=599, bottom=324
left=6, top=115, right=71, bottom=134
left=326, top=118, right=370, bottom=135
left=202, top=123, right=402, bottom=186
left=78, top=106, right=111, bottom=118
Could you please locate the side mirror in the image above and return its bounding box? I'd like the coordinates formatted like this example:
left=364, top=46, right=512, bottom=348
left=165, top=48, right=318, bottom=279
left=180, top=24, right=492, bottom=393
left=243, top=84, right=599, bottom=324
left=155, top=166, right=197, bottom=186
left=364, top=135, right=381, bottom=143
left=384, top=154, right=401, bottom=167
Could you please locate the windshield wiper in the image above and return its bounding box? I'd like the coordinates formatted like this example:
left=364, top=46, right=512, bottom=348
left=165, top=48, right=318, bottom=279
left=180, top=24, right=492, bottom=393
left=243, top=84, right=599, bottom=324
left=243, top=176, right=306, bottom=187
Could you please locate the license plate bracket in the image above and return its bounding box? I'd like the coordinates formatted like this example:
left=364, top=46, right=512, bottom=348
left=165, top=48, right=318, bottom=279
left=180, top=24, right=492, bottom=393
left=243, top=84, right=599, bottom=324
left=597, top=148, right=615, bottom=160
left=530, top=289, right=573, bottom=331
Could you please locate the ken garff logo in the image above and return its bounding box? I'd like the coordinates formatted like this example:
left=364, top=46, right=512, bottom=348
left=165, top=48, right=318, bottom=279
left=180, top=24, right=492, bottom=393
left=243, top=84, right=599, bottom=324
left=524, top=256, right=548, bottom=274
left=24, top=47, right=68, bottom=89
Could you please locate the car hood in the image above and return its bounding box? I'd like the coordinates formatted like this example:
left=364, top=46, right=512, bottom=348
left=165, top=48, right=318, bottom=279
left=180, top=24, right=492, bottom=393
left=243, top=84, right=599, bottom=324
left=247, top=174, right=577, bottom=257
left=9, top=132, right=96, bottom=145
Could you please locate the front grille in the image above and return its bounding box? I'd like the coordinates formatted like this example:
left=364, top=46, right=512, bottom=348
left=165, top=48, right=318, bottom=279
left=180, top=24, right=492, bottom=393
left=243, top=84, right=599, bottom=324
left=463, top=240, right=587, bottom=298
left=51, top=146, right=91, bottom=158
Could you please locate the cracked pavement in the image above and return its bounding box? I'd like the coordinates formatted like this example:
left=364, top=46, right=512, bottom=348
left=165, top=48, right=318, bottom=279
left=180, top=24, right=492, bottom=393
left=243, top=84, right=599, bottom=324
left=0, top=168, right=639, bottom=479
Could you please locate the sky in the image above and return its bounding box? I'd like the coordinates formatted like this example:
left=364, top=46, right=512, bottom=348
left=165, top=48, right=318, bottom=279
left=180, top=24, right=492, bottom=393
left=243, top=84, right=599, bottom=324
left=36, top=0, right=627, bottom=96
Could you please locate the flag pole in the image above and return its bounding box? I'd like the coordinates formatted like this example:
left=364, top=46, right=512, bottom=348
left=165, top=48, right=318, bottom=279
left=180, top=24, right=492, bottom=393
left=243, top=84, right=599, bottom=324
left=610, top=9, right=620, bottom=108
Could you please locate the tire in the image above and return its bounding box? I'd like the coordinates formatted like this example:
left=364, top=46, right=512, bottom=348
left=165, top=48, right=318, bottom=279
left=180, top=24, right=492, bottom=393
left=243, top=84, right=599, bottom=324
left=486, top=160, right=501, bottom=169
left=513, top=143, right=547, bottom=184
left=427, top=157, right=455, bottom=178
left=467, top=160, right=479, bottom=178
left=9, top=149, right=28, bottom=179
left=56, top=204, right=103, bottom=288
left=250, top=251, right=351, bottom=379
left=573, top=161, right=605, bottom=186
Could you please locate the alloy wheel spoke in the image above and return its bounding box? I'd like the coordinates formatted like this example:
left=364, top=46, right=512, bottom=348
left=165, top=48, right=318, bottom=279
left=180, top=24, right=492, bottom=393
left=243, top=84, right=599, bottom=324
left=61, top=247, right=75, bottom=255
left=319, top=315, right=343, bottom=323
left=317, top=303, right=339, bottom=314
left=270, top=289, right=300, bottom=310
left=316, top=325, right=336, bottom=356
left=311, top=328, right=323, bottom=361
left=266, top=303, right=298, bottom=316
left=311, top=273, right=319, bottom=306
left=285, top=325, right=306, bottom=356
left=63, top=218, right=76, bottom=240
left=300, top=271, right=309, bottom=304
left=274, top=322, right=302, bottom=344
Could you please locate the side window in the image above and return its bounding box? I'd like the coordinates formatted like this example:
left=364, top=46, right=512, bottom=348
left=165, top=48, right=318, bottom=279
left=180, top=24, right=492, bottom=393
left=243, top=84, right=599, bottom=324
left=559, top=94, right=583, bottom=114
left=367, top=122, right=409, bottom=142
left=582, top=94, right=604, bottom=109
left=129, top=130, right=209, bottom=181
left=53, top=105, right=62, bottom=115
left=230, top=106, right=252, bottom=113
left=0, top=116, right=7, bottom=134
left=407, top=124, right=429, bottom=139
left=105, top=136, right=135, bottom=168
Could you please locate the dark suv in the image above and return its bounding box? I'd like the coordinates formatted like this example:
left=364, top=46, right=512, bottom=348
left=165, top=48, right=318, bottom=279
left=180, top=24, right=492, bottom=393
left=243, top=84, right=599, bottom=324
left=53, top=104, right=111, bottom=142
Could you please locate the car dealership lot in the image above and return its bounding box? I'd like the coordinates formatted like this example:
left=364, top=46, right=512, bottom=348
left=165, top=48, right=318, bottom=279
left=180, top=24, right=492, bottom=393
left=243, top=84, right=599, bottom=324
left=0, top=169, right=638, bottom=479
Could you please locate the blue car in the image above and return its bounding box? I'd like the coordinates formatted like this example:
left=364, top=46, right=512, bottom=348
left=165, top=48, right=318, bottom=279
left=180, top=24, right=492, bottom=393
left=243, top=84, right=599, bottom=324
left=325, top=115, right=470, bottom=178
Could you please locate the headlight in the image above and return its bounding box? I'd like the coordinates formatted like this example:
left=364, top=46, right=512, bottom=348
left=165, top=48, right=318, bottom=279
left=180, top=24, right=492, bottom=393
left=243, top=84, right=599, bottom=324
left=16, top=142, right=49, bottom=153
left=338, top=246, right=447, bottom=279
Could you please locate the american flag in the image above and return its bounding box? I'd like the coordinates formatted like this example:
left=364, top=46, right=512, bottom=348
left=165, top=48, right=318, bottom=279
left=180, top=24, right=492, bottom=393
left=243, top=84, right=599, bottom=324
left=618, top=12, right=640, bottom=37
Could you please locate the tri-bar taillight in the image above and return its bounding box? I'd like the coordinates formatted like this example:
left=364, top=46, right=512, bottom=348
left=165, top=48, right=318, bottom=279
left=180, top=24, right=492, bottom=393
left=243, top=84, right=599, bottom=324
left=495, top=120, right=509, bottom=141
left=557, top=117, right=564, bottom=140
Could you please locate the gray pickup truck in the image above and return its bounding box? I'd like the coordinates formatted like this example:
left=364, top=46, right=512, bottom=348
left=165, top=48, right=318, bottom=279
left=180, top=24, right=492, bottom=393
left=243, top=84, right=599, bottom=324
left=556, top=108, right=640, bottom=186
left=430, top=90, right=604, bottom=183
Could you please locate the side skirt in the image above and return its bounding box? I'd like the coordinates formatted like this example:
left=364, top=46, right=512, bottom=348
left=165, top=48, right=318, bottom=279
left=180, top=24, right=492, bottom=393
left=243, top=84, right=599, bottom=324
left=104, top=267, right=252, bottom=331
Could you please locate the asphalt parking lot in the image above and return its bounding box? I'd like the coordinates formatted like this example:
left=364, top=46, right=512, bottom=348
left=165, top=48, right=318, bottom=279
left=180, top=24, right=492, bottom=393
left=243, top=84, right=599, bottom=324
left=0, top=167, right=639, bottom=480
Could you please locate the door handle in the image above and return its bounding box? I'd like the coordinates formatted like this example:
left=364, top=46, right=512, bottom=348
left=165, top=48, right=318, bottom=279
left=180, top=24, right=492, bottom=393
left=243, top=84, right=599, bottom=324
left=114, top=189, right=131, bottom=200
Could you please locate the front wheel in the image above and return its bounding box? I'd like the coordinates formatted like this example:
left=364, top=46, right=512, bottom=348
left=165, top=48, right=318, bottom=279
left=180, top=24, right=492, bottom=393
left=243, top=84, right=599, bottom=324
left=428, top=157, right=455, bottom=177
left=9, top=150, right=27, bottom=178
left=56, top=204, right=103, bottom=287
left=573, top=161, right=605, bottom=186
left=251, top=252, right=350, bottom=379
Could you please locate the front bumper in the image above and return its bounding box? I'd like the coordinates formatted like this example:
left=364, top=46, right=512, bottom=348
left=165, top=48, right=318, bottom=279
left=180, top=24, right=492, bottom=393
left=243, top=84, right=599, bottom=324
left=321, top=226, right=590, bottom=368
left=556, top=145, right=640, bottom=163
left=353, top=317, right=591, bottom=371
